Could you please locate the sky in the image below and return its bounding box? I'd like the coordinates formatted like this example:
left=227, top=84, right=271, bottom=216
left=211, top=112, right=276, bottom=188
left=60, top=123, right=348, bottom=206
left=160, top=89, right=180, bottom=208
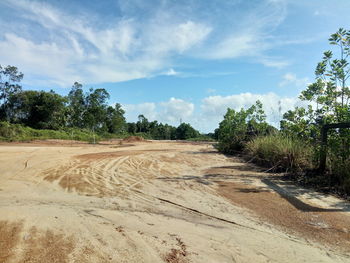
left=1, top=0, right=350, bottom=132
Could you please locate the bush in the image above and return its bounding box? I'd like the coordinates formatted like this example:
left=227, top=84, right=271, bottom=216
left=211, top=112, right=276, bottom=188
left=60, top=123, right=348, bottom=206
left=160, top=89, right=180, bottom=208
left=216, top=100, right=275, bottom=154
left=245, top=134, right=313, bottom=172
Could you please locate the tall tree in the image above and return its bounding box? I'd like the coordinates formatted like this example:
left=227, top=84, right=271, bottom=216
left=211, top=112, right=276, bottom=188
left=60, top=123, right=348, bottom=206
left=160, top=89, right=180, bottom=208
left=136, top=114, right=149, bottom=133
left=127, top=122, right=137, bottom=134
left=83, top=88, right=110, bottom=130
left=105, top=103, right=126, bottom=133
left=0, top=65, right=23, bottom=121
left=299, top=28, right=350, bottom=123
left=67, top=82, right=85, bottom=128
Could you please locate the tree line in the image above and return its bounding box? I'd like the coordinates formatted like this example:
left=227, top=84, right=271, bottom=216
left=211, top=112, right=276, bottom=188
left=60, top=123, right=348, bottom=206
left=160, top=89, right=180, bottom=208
left=0, top=67, right=202, bottom=140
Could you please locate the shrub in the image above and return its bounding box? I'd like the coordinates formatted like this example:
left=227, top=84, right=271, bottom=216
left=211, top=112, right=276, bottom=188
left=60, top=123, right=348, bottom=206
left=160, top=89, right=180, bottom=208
left=327, top=152, right=350, bottom=193
left=0, top=121, right=100, bottom=142
left=216, top=100, right=275, bottom=154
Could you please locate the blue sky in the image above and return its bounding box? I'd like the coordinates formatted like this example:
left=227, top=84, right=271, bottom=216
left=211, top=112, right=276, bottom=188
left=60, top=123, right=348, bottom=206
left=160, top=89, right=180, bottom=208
left=1, top=0, right=350, bottom=132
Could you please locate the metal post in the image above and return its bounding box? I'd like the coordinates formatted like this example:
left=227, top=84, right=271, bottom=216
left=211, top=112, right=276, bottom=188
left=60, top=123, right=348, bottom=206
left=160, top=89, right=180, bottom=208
left=319, top=125, right=328, bottom=172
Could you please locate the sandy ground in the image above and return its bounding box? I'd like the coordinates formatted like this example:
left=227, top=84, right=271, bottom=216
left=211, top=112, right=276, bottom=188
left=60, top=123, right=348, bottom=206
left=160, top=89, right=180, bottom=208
left=0, top=140, right=349, bottom=263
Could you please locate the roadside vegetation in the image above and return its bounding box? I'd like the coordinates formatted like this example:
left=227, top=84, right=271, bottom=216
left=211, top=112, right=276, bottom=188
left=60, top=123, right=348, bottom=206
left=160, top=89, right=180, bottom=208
left=0, top=121, right=100, bottom=142
left=216, top=28, right=350, bottom=196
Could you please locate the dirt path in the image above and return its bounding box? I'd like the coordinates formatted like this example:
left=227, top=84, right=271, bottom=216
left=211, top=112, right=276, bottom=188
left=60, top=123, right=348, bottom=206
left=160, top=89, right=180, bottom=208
left=0, top=140, right=349, bottom=263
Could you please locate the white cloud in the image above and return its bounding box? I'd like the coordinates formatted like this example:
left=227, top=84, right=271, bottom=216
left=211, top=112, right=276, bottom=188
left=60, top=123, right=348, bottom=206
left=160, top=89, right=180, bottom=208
left=162, top=68, right=179, bottom=76
left=197, top=0, right=288, bottom=64
left=0, top=0, right=318, bottom=86
left=123, top=102, right=157, bottom=122
left=147, top=20, right=212, bottom=55
left=205, top=34, right=258, bottom=59
left=122, top=98, right=194, bottom=126
left=0, top=33, right=79, bottom=86
left=279, top=73, right=309, bottom=87
left=159, top=98, right=194, bottom=123
left=0, top=0, right=211, bottom=86
left=259, top=57, right=290, bottom=68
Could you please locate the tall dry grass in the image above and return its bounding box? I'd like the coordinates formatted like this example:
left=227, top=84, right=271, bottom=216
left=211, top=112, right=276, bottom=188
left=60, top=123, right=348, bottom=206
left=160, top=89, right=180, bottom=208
left=245, top=134, right=313, bottom=172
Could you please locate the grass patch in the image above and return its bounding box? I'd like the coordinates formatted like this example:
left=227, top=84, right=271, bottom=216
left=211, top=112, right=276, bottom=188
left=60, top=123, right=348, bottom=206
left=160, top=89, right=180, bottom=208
left=0, top=122, right=157, bottom=143
left=186, top=135, right=215, bottom=142
left=245, top=134, right=313, bottom=172
left=0, top=122, right=100, bottom=142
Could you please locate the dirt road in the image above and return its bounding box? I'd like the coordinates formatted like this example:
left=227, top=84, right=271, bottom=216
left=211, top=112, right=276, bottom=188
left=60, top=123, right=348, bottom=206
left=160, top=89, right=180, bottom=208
left=0, top=140, right=349, bottom=262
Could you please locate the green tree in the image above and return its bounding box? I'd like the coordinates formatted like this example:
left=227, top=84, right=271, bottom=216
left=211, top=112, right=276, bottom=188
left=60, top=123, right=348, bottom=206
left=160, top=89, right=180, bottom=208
left=67, top=82, right=85, bottom=128
left=83, top=88, right=110, bottom=131
left=217, top=100, right=269, bottom=153
left=299, top=28, right=350, bottom=123
left=175, top=123, right=199, bottom=140
left=0, top=65, right=23, bottom=121
left=148, top=120, right=159, bottom=138
left=282, top=29, right=350, bottom=141
left=105, top=103, right=126, bottom=133
left=136, top=114, right=149, bottom=133
left=280, top=106, right=316, bottom=140
left=8, top=90, right=67, bottom=129
left=127, top=122, right=137, bottom=134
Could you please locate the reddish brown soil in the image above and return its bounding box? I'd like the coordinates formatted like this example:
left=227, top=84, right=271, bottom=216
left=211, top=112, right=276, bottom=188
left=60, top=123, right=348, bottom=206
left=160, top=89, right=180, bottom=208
left=164, top=237, right=189, bottom=263
left=216, top=181, right=350, bottom=252
left=75, top=150, right=143, bottom=160
left=0, top=221, right=75, bottom=263
left=123, top=136, right=146, bottom=142
left=0, top=221, right=23, bottom=263
left=22, top=227, right=75, bottom=263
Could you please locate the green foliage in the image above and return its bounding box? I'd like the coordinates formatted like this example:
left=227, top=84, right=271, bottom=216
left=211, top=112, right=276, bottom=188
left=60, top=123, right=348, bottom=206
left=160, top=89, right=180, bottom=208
left=0, top=121, right=100, bottom=142
left=8, top=90, right=67, bottom=129
left=175, top=123, right=200, bottom=140
left=280, top=106, right=318, bottom=141
left=246, top=134, right=313, bottom=172
left=83, top=88, right=110, bottom=130
left=127, top=122, right=137, bottom=134
left=136, top=114, right=149, bottom=133
left=0, top=65, right=23, bottom=121
left=128, top=117, right=196, bottom=140
left=297, top=28, right=350, bottom=124
left=217, top=100, right=273, bottom=153
left=67, top=82, right=85, bottom=128
left=149, top=122, right=177, bottom=140
left=0, top=66, right=200, bottom=142
left=105, top=103, right=126, bottom=134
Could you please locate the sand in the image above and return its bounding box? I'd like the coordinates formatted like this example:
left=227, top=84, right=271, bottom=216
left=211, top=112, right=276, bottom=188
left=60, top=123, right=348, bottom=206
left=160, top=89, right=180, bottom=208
left=0, top=140, right=349, bottom=263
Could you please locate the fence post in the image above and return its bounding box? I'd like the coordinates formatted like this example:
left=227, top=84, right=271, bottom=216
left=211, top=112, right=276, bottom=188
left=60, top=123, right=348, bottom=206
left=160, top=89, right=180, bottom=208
left=318, top=122, right=350, bottom=173
left=319, top=125, right=328, bottom=172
